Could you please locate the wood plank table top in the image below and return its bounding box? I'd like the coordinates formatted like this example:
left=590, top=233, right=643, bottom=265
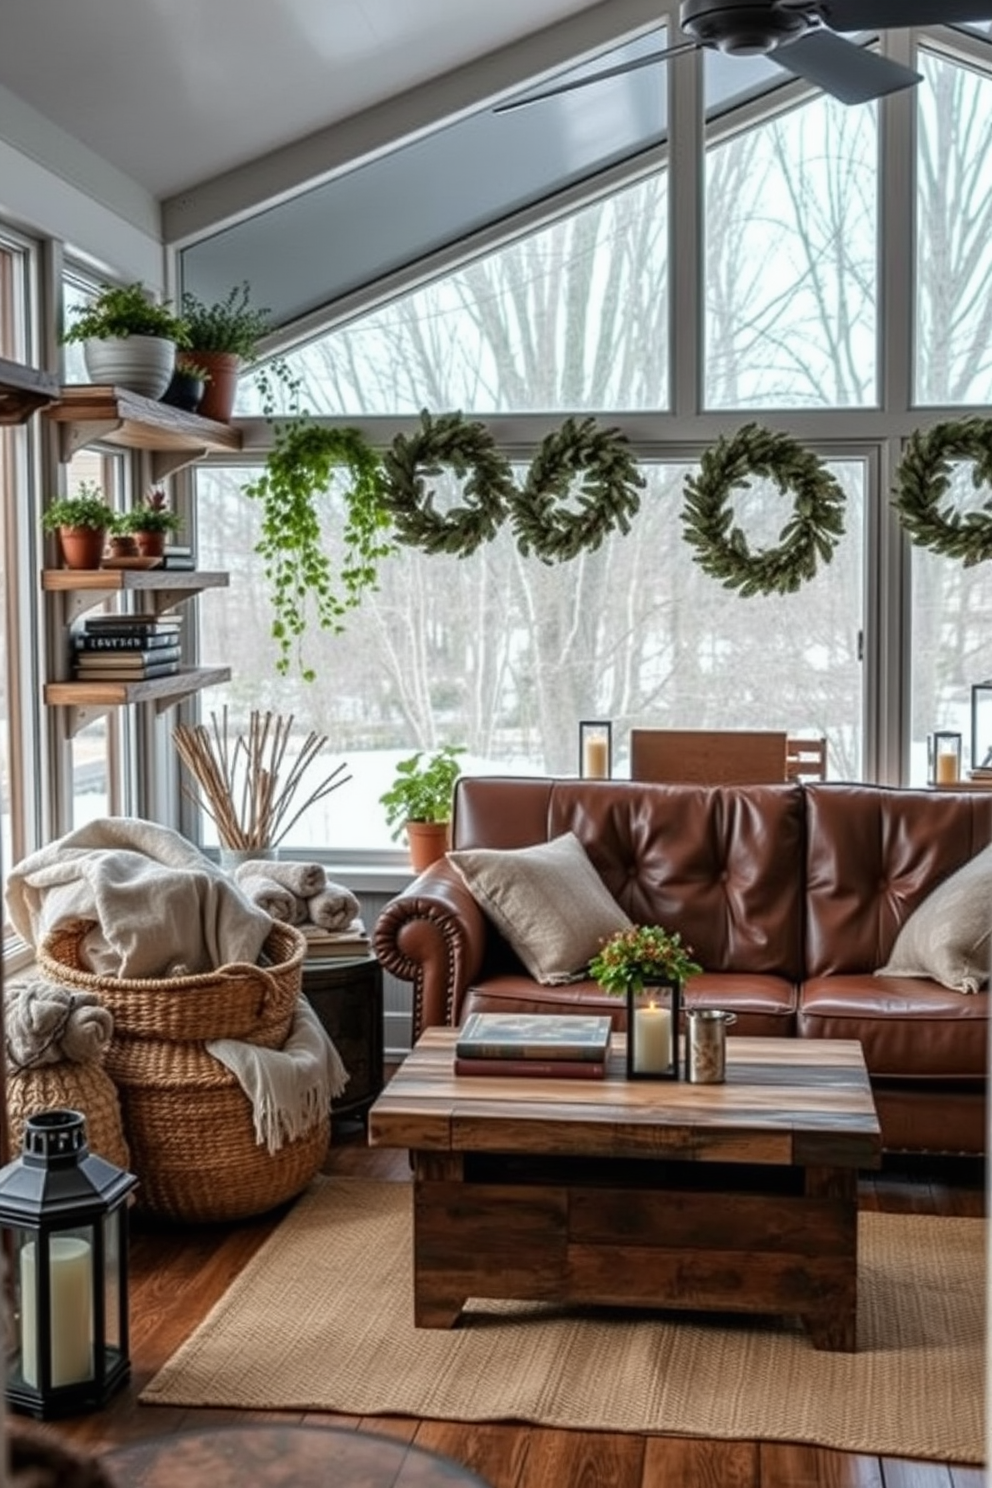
left=369, top=1030, right=882, bottom=1169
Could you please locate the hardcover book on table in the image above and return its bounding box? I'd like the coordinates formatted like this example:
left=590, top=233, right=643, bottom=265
left=455, top=1012, right=612, bottom=1062
left=453, top=1056, right=606, bottom=1079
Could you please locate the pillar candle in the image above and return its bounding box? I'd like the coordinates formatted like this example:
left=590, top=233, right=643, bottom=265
left=633, top=1002, right=672, bottom=1073
left=583, top=736, right=609, bottom=779
left=20, top=1236, right=94, bottom=1388
left=936, top=751, right=959, bottom=784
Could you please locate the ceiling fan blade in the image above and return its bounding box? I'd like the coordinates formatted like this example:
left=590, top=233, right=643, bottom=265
left=773, top=30, right=922, bottom=104
left=494, top=39, right=697, bottom=114
left=813, top=1, right=992, bottom=28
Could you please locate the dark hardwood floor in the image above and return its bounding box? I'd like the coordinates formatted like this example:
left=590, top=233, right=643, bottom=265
left=22, top=1125, right=988, bottom=1488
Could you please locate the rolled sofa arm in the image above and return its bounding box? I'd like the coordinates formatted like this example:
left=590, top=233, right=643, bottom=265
left=373, top=859, right=487, bottom=1040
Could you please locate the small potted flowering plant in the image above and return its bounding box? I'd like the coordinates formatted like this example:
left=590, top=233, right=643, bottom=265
left=590, top=925, right=701, bottom=1080
left=116, top=488, right=183, bottom=558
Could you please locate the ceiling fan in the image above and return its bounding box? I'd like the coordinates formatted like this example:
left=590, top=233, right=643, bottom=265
left=497, top=1, right=992, bottom=110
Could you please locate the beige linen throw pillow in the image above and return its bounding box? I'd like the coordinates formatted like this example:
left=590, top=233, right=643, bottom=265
left=448, top=831, right=632, bottom=984
left=875, top=841, right=992, bottom=993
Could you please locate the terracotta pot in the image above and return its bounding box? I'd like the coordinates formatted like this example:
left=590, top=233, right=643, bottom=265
left=405, top=820, right=450, bottom=873
left=58, top=525, right=106, bottom=570
left=133, top=530, right=166, bottom=559
left=188, top=350, right=241, bottom=423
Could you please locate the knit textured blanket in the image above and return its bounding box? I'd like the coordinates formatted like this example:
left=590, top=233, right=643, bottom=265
left=5, top=818, right=272, bottom=978
left=4, top=978, right=113, bottom=1070
left=208, top=999, right=348, bottom=1153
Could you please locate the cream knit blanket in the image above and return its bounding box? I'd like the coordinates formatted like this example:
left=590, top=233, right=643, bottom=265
left=5, top=817, right=271, bottom=978
left=207, top=998, right=349, bottom=1153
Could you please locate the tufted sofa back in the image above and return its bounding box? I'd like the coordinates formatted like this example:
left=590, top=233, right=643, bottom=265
left=452, top=776, right=806, bottom=981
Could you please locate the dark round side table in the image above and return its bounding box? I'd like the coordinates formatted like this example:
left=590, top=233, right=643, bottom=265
left=301, top=952, right=384, bottom=1124
left=103, top=1423, right=492, bottom=1487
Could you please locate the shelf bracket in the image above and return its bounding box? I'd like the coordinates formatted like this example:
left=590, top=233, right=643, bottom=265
left=58, top=420, right=123, bottom=462
left=63, top=703, right=112, bottom=738
left=63, top=588, right=116, bottom=624
left=154, top=685, right=201, bottom=716
left=151, top=447, right=209, bottom=482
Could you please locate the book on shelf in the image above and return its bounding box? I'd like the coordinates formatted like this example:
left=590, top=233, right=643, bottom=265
left=161, top=545, right=196, bottom=570
left=301, top=919, right=371, bottom=958
left=73, top=659, right=181, bottom=681
left=453, top=1056, right=606, bottom=1080
left=75, top=645, right=181, bottom=669
left=454, top=1012, right=612, bottom=1063
left=83, top=614, right=182, bottom=631
left=75, top=631, right=182, bottom=652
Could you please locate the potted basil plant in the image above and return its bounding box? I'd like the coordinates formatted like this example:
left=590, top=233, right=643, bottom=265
left=42, top=483, right=117, bottom=570
left=380, top=745, right=466, bottom=872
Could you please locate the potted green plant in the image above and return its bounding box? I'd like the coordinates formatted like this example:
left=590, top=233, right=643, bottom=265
left=61, top=282, right=189, bottom=400
left=114, top=489, right=183, bottom=558
left=161, top=355, right=212, bottom=414
left=42, top=483, right=116, bottom=570
left=379, top=745, right=466, bottom=871
left=180, top=281, right=273, bottom=422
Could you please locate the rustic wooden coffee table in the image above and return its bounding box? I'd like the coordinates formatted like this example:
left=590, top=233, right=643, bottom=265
left=369, top=1029, right=881, bottom=1350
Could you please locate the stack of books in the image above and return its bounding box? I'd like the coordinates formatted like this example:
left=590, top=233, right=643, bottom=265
left=73, top=615, right=183, bottom=681
left=301, top=917, right=371, bottom=961
left=453, top=1012, right=612, bottom=1079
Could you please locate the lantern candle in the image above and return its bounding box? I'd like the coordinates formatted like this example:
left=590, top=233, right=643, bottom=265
left=20, top=1236, right=93, bottom=1388
left=633, top=1001, right=672, bottom=1073
left=583, top=737, right=609, bottom=779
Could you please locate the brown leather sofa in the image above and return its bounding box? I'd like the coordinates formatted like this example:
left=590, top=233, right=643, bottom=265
left=374, top=777, right=992, bottom=1155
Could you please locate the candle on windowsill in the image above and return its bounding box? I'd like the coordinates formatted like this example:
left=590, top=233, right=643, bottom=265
left=20, top=1236, right=94, bottom=1388
left=583, top=737, right=609, bottom=779
left=633, top=1001, right=672, bottom=1073
left=936, top=751, right=960, bottom=784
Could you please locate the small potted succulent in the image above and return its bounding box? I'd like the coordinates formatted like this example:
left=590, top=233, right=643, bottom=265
left=61, top=281, right=190, bottom=400
left=590, top=924, right=701, bottom=1080
left=42, top=483, right=117, bottom=570
left=115, top=489, right=183, bottom=558
left=161, top=354, right=213, bottom=414
left=379, top=744, right=465, bottom=871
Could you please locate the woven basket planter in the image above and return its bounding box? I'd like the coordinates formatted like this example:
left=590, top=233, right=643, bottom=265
left=5, top=1061, right=130, bottom=1171
left=37, top=920, right=329, bottom=1223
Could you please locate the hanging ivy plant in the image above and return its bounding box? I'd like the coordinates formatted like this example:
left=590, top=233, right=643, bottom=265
left=242, top=420, right=393, bottom=680
left=680, top=423, right=846, bottom=596
left=380, top=409, right=515, bottom=556
left=892, top=417, right=992, bottom=567
left=509, top=416, right=646, bottom=563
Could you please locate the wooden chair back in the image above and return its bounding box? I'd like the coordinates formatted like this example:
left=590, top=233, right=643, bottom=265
left=629, top=729, right=789, bottom=785
left=786, top=736, right=828, bottom=781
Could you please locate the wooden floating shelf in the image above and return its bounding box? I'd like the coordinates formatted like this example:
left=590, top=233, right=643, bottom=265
left=42, top=568, right=229, bottom=623
left=45, top=384, right=242, bottom=478
left=0, top=356, right=61, bottom=425
left=44, top=665, right=232, bottom=736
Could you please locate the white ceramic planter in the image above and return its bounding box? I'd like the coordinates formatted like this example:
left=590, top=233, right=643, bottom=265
left=83, top=335, right=177, bottom=399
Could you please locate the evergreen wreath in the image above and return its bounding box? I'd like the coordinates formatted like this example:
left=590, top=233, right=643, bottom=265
left=380, top=409, right=515, bottom=556
left=892, top=417, right=992, bottom=567
left=510, top=416, right=646, bottom=563
left=680, top=423, right=846, bottom=596
left=242, top=420, right=393, bottom=681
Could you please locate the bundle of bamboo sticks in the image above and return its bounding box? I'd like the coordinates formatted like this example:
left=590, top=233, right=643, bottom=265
left=172, top=708, right=350, bottom=850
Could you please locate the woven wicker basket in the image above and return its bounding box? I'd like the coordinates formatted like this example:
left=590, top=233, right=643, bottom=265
left=5, top=1062, right=130, bottom=1171
left=37, top=920, right=328, bottom=1223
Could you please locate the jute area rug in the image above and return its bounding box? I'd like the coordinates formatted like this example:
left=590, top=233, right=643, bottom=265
left=142, top=1177, right=986, bottom=1464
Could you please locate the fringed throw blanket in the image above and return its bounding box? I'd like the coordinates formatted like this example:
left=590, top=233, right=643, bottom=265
left=208, top=999, right=348, bottom=1152
left=5, top=817, right=271, bottom=979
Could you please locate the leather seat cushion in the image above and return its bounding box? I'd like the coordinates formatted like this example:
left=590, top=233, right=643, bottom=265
left=463, top=972, right=796, bottom=1039
left=799, top=976, right=989, bottom=1078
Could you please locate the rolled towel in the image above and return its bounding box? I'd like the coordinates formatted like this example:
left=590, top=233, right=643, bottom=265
left=238, top=875, right=297, bottom=925
left=235, top=859, right=326, bottom=898
left=5, top=979, right=113, bottom=1070
left=306, top=881, right=360, bottom=931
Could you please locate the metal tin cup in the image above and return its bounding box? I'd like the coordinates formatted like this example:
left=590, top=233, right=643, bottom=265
left=685, top=1009, right=737, bottom=1084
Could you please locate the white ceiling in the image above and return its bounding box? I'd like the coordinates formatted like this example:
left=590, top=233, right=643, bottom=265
left=0, top=0, right=636, bottom=200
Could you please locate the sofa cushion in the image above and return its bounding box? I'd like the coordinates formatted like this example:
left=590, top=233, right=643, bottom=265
left=875, top=842, right=992, bottom=993
left=799, top=974, right=989, bottom=1079
left=448, top=831, right=632, bottom=984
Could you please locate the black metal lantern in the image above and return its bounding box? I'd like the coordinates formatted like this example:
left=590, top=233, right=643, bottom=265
left=971, top=681, right=992, bottom=773
left=579, top=720, right=612, bottom=779
left=927, top=730, right=962, bottom=786
left=0, top=1109, right=137, bottom=1419
left=626, top=979, right=681, bottom=1080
